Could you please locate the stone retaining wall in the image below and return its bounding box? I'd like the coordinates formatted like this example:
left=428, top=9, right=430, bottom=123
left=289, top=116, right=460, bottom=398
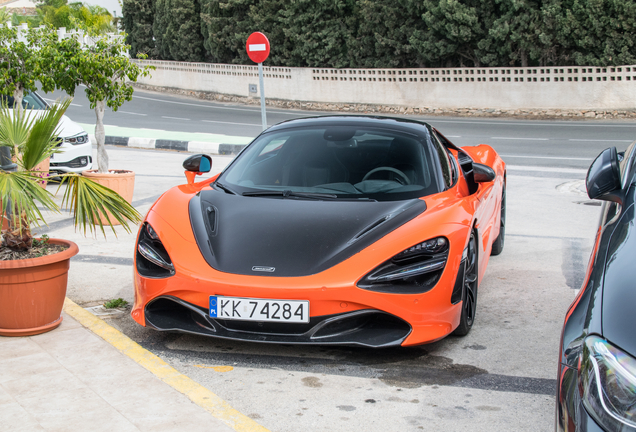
left=135, top=60, right=636, bottom=116
left=133, top=82, right=636, bottom=121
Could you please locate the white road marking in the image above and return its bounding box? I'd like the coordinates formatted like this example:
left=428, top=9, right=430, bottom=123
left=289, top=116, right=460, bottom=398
left=427, top=119, right=636, bottom=128
left=490, top=137, right=549, bottom=141
left=506, top=164, right=588, bottom=173
left=42, top=97, right=82, bottom=107
left=501, top=154, right=593, bottom=161
left=568, top=139, right=633, bottom=142
left=132, top=95, right=296, bottom=114
left=201, top=120, right=262, bottom=127
left=119, top=111, right=147, bottom=116
left=445, top=135, right=461, bottom=138
left=162, top=116, right=190, bottom=121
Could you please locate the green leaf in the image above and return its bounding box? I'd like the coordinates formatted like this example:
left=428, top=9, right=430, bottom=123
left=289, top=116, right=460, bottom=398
left=58, top=173, right=142, bottom=237
left=19, top=99, right=71, bottom=171
left=0, top=170, right=59, bottom=234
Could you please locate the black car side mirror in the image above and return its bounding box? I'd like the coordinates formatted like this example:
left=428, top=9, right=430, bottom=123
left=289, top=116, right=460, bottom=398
left=183, top=154, right=212, bottom=185
left=183, top=154, right=212, bottom=173
left=473, top=163, right=496, bottom=183
left=586, top=147, right=623, bottom=204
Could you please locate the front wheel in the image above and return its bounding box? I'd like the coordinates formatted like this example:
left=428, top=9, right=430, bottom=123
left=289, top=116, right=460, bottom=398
left=453, top=231, right=478, bottom=336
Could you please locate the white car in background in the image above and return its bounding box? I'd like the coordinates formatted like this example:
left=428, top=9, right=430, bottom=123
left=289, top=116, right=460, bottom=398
left=7, top=92, right=93, bottom=174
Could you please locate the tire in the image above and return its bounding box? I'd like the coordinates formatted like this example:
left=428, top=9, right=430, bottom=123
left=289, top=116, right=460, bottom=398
left=490, top=185, right=506, bottom=256
left=453, top=231, right=478, bottom=336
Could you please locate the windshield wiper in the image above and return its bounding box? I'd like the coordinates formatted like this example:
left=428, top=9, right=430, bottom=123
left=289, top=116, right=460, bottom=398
left=214, top=182, right=237, bottom=195
left=242, top=190, right=338, bottom=200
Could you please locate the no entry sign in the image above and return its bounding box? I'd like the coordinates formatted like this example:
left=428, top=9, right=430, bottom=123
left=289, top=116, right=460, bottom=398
left=246, top=32, right=270, bottom=64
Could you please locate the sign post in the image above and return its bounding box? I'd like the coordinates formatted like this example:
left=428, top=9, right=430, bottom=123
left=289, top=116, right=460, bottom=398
left=246, top=32, right=271, bottom=131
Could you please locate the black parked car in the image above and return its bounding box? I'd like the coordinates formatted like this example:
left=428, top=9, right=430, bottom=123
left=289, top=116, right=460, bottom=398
left=556, top=142, right=636, bottom=431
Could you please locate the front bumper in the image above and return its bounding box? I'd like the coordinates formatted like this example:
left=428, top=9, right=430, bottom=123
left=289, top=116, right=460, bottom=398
left=144, top=296, right=411, bottom=347
left=50, top=142, right=93, bottom=173
left=50, top=155, right=93, bottom=173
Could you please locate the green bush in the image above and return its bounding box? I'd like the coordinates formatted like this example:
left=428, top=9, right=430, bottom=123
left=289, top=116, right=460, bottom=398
left=125, top=0, right=636, bottom=68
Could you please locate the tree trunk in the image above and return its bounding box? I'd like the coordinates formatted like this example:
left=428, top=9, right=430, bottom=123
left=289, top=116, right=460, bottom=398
left=13, top=87, right=23, bottom=115
left=94, top=100, right=108, bottom=173
left=520, top=49, right=528, bottom=68
left=11, top=87, right=24, bottom=159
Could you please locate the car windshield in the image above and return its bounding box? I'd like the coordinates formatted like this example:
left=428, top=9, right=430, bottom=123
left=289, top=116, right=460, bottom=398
left=0, top=92, right=48, bottom=110
left=218, top=125, right=444, bottom=201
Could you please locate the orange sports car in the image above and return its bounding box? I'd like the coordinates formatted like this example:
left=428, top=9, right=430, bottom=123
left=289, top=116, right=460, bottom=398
left=132, top=116, right=506, bottom=347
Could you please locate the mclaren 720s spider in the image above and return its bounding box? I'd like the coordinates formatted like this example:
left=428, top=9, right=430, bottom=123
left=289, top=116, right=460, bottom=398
left=132, top=116, right=506, bottom=348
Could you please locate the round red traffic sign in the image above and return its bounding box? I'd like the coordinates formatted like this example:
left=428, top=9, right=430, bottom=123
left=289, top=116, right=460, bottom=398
left=246, top=32, right=270, bottom=64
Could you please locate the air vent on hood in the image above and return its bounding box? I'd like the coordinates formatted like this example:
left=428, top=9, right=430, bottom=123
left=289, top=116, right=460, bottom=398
left=347, top=215, right=392, bottom=245
left=206, top=206, right=217, bottom=233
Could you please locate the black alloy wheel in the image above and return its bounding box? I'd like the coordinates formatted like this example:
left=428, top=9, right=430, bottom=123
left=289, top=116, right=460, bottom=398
left=453, top=231, right=478, bottom=336
left=491, top=185, right=506, bottom=256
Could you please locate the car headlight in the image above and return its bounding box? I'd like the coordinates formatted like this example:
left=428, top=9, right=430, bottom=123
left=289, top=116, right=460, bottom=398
left=357, top=237, right=449, bottom=294
left=136, top=223, right=175, bottom=278
left=64, top=133, right=89, bottom=145
left=580, top=335, right=636, bottom=431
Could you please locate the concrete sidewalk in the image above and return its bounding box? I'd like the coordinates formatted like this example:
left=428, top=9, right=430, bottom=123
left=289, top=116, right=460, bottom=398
left=0, top=300, right=268, bottom=432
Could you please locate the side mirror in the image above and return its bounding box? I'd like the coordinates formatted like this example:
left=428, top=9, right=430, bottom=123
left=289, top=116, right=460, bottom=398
left=183, top=154, right=212, bottom=185
left=183, top=154, right=212, bottom=173
left=586, top=147, right=623, bottom=204
left=473, top=163, right=496, bottom=183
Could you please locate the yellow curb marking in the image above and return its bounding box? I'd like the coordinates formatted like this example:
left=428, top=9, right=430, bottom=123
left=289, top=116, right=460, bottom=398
left=63, top=298, right=269, bottom=432
left=194, top=365, right=235, bottom=372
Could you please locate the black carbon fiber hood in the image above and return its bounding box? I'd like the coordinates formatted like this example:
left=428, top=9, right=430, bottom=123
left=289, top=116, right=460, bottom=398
left=188, top=189, right=427, bottom=277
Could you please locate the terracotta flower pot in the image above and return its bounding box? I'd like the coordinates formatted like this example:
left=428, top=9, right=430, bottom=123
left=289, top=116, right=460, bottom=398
left=33, top=157, right=50, bottom=188
left=81, top=169, right=135, bottom=226
left=0, top=239, right=79, bottom=336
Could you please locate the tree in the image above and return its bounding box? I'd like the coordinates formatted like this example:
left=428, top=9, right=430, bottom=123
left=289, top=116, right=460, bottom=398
left=410, top=0, right=497, bottom=67
left=29, top=1, right=115, bottom=33
left=54, top=33, right=153, bottom=173
left=0, top=8, right=10, bottom=25
left=200, top=0, right=256, bottom=64
left=279, top=0, right=358, bottom=68
left=479, top=0, right=544, bottom=67
left=153, top=0, right=204, bottom=61
left=0, top=26, right=58, bottom=112
left=352, top=0, right=426, bottom=68
left=543, top=0, right=636, bottom=66
left=121, top=0, right=155, bottom=58
left=152, top=0, right=169, bottom=59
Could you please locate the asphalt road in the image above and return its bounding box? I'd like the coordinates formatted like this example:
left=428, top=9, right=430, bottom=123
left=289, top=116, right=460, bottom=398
left=43, top=86, right=636, bottom=172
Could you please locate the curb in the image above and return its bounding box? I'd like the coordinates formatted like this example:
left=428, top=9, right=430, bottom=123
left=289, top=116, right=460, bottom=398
left=91, top=135, right=248, bottom=155
left=63, top=298, right=270, bottom=432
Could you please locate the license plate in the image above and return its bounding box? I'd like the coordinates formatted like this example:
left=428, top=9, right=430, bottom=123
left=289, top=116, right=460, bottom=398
left=209, top=296, right=310, bottom=323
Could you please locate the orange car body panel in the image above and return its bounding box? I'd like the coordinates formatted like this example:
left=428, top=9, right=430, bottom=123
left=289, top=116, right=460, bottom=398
left=132, top=145, right=505, bottom=346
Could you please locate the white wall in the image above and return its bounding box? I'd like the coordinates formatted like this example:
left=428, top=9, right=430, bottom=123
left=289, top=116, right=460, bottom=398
left=135, top=60, right=636, bottom=111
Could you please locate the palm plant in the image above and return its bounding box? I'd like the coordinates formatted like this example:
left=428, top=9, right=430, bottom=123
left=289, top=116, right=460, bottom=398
left=0, top=98, right=141, bottom=253
left=0, top=8, right=10, bottom=25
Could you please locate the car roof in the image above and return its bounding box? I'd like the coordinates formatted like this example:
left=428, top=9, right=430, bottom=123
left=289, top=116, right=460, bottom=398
left=264, top=115, right=433, bottom=137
